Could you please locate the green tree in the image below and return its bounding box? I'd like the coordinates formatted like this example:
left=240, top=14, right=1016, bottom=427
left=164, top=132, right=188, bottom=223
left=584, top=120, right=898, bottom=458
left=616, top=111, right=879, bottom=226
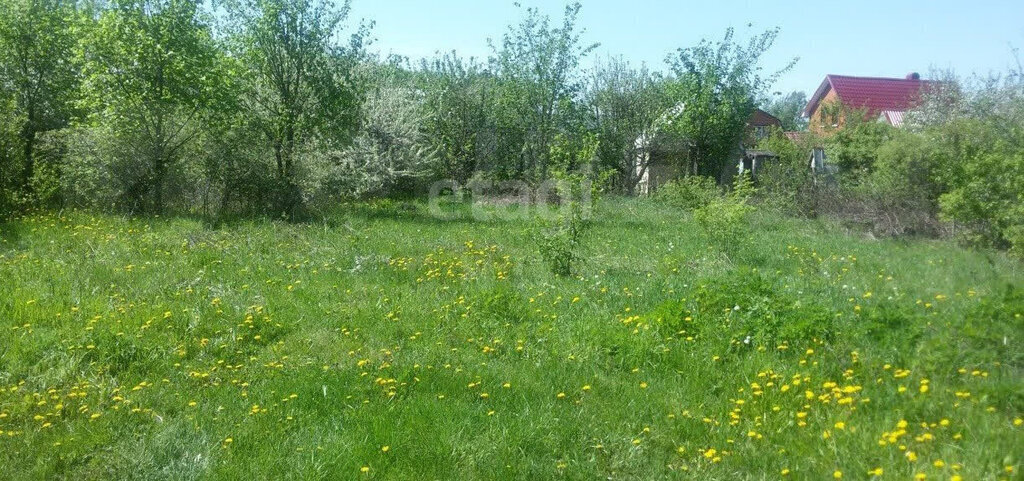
left=487, top=2, right=597, bottom=183
left=824, top=114, right=895, bottom=177
left=224, top=0, right=367, bottom=218
left=418, top=52, right=492, bottom=184
left=78, top=0, right=224, bottom=213
left=0, top=0, right=78, bottom=194
left=587, top=57, right=673, bottom=194
left=765, top=90, right=808, bottom=131
left=665, top=27, right=794, bottom=183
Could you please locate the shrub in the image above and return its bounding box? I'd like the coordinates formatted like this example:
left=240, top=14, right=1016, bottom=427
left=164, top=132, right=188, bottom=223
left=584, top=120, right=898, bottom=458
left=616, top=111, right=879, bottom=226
left=824, top=117, right=896, bottom=177
left=655, top=175, right=720, bottom=210
left=693, top=173, right=755, bottom=253
left=753, top=129, right=822, bottom=217
left=537, top=202, right=586, bottom=277
left=939, top=151, right=1024, bottom=254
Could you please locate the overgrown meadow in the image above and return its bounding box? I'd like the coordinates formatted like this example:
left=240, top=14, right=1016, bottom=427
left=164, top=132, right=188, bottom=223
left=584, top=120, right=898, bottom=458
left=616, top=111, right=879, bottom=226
left=0, top=198, right=1021, bottom=480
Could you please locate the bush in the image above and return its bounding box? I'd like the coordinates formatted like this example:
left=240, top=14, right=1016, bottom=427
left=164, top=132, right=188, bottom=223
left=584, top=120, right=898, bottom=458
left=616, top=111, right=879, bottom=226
left=655, top=175, right=720, bottom=210
left=754, top=128, right=822, bottom=217
left=693, top=173, right=755, bottom=253
left=825, top=118, right=896, bottom=177
left=939, top=150, right=1024, bottom=254
left=537, top=202, right=587, bottom=277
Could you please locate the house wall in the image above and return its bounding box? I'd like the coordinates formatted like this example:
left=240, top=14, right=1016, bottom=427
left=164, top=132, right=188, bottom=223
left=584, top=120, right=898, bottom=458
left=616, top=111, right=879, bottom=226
left=808, top=89, right=844, bottom=134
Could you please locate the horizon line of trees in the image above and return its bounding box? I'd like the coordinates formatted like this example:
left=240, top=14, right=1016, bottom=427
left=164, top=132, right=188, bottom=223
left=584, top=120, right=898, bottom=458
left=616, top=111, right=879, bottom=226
left=0, top=0, right=800, bottom=219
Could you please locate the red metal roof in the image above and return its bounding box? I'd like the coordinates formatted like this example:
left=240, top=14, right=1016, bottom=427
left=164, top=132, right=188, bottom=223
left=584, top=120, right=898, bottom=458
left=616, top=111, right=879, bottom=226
left=804, top=74, right=932, bottom=118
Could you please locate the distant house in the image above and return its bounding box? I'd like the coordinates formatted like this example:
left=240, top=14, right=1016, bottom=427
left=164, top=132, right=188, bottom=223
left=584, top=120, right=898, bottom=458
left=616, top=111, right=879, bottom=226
left=739, top=109, right=783, bottom=177
left=804, top=73, right=932, bottom=133
left=636, top=107, right=781, bottom=194
left=800, top=73, right=933, bottom=174
left=747, top=108, right=783, bottom=142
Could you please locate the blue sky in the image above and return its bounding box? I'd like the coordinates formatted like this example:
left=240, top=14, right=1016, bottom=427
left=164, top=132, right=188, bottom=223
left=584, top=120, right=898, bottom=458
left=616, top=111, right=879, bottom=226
left=347, top=0, right=1024, bottom=97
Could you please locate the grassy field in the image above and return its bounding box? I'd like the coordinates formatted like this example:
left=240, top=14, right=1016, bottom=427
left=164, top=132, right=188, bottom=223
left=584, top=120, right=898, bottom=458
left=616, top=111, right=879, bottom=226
left=1, top=198, right=1022, bottom=480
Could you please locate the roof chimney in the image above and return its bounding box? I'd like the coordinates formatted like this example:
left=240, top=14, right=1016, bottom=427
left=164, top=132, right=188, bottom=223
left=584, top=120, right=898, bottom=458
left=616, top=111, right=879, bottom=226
left=906, top=72, right=921, bottom=80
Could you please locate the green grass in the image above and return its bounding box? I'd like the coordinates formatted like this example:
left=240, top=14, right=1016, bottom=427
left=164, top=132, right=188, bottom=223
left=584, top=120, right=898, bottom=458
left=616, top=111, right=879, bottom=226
left=0, top=198, right=1022, bottom=480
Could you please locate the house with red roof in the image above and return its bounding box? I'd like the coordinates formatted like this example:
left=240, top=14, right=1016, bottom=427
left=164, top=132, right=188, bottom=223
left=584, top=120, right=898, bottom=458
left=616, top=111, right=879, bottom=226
left=804, top=73, right=932, bottom=133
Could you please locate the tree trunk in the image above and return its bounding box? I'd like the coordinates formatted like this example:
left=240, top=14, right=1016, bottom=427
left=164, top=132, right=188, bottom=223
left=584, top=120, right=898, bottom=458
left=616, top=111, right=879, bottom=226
left=153, top=154, right=166, bottom=215
left=21, top=129, right=35, bottom=192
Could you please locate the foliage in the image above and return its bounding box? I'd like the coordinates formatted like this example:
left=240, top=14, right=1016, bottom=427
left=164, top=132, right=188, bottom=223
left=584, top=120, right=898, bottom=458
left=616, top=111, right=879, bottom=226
left=224, top=0, right=367, bottom=218
left=537, top=201, right=586, bottom=277
left=486, top=2, right=597, bottom=183
left=587, top=57, right=673, bottom=193
left=537, top=133, right=602, bottom=277
left=655, top=175, right=720, bottom=211
left=753, top=129, right=817, bottom=215
left=77, top=0, right=225, bottom=213
left=418, top=53, right=491, bottom=185
left=940, top=149, right=1024, bottom=254
left=664, top=27, right=794, bottom=183
left=764, top=90, right=808, bottom=131
left=319, top=62, right=438, bottom=199
left=824, top=114, right=896, bottom=177
left=0, top=95, right=21, bottom=215
left=693, top=173, right=755, bottom=253
left=0, top=0, right=78, bottom=201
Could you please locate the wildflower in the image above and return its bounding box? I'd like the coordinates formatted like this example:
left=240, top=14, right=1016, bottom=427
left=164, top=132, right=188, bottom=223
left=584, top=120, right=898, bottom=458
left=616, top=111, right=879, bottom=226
left=833, top=470, right=843, bottom=479
left=381, top=446, right=389, bottom=452
left=781, top=468, right=790, bottom=476
left=868, top=467, right=883, bottom=476
left=360, top=466, right=370, bottom=473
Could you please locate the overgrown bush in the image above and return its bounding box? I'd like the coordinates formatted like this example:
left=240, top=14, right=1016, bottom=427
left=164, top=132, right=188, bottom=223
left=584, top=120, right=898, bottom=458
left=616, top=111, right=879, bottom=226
left=535, top=132, right=608, bottom=277
left=824, top=116, right=896, bottom=177
left=538, top=202, right=586, bottom=277
left=940, top=150, right=1024, bottom=254
left=655, top=175, right=720, bottom=210
left=693, top=173, right=755, bottom=253
left=754, top=129, right=821, bottom=217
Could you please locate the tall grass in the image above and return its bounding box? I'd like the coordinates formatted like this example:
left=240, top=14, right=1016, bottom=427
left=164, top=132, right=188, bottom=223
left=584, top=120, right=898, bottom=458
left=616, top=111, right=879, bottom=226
left=0, top=198, right=1021, bottom=479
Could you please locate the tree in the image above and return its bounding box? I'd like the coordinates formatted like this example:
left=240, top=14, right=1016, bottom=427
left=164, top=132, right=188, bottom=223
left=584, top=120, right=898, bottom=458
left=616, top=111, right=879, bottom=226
left=665, top=27, right=794, bottom=183
left=765, top=90, right=808, bottom=131
left=78, top=0, right=224, bottom=213
left=334, top=60, right=437, bottom=197
left=487, top=2, right=597, bottom=183
left=0, top=0, right=78, bottom=193
left=418, top=52, right=492, bottom=185
left=824, top=114, right=895, bottom=176
left=224, top=0, right=367, bottom=218
left=587, top=57, right=673, bottom=194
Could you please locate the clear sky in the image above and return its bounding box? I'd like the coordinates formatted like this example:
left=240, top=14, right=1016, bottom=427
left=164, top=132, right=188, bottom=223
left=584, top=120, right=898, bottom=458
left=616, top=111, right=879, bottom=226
left=347, top=0, right=1024, bottom=96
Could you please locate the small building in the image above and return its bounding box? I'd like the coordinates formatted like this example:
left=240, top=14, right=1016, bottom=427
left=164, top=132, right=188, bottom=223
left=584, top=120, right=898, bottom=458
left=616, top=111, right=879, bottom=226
left=635, top=107, right=782, bottom=194
left=804, top=73, right=932, bottom=133
left=738, top=109, right=783, bottom=177
left=746, top=108, right=783, bottom=143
